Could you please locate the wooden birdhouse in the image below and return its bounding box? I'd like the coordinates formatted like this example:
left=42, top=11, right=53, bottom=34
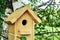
left=4, top=5, right=41, bottom=40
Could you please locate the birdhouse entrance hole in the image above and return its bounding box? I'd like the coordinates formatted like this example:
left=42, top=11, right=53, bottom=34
left=22, top=20, right=27, bottom=25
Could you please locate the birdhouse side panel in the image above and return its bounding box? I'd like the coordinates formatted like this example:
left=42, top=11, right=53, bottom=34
left=8, top=24, right=15, bottom=40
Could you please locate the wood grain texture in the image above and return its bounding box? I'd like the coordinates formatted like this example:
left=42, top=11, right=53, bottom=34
left=15, top=12, right=34, bottom=40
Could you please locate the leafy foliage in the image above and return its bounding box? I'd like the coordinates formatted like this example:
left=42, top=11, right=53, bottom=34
left=29, top=0, right=60, bottom=40
left=0, top=0, right=7, bottom=37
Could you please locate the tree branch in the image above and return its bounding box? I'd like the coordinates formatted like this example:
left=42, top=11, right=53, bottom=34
left=38, top=0, right=52, bottom=7
left=0, top=35, right=8, bottom=39
left=35, top=31, right=60, bottom=35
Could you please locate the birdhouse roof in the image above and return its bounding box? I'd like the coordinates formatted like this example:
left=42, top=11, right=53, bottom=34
left=4, top=5, right=41, bottom=24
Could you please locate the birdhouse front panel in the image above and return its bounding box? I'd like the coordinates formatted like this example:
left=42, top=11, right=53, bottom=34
left=15, top=11, right=34, bottom=40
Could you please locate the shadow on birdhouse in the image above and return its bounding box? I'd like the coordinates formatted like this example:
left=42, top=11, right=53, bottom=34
left=4, top=5, right=41, bottom=40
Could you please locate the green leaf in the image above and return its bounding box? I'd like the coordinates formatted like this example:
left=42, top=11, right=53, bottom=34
left=20, top=36, right=27, bottom=40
